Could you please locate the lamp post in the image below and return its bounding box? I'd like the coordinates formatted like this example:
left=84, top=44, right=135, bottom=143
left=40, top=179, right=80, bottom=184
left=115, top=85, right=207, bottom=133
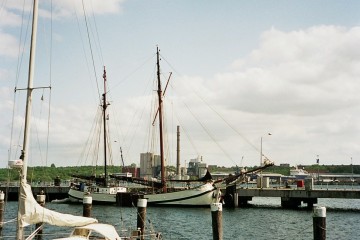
left=317, top=155, right=320, bottom=184
left=260, top=133, right=272, bottom=167
left=259, top=133, right=271, bottom=189
left=351, top=157, right=354, bottom=186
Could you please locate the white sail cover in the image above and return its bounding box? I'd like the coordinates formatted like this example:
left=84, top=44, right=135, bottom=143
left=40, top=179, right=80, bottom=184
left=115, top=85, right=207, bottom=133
left=72, top=223, right=121, bottom=240
left=19, top=180, right=98, bottom=227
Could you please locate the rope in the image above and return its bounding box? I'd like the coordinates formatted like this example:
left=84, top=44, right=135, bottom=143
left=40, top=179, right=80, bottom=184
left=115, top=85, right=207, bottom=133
left=89, top=0, right=104, bottom=66
left=9, top=0, right=28, bottom=163
left=160, top=53, right=273, bottom=162
left=81, top=0, right=101, bottom=101
left=1, top=217, right=17, bottom=224
left=25, top=223, right=44, bottom=240
left=45, top=0, right=53, bottom=167
left=108, top=53, right=155, bottom=93
left=173, top=110, right=199, bottom=156
left=177, top=92, right=235, bottom=163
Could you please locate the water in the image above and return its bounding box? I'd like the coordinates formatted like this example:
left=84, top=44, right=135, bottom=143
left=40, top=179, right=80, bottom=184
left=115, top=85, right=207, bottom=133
left=2, top=195, right=360, bottom=239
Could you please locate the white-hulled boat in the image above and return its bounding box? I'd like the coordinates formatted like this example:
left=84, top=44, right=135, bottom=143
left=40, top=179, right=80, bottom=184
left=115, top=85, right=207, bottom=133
left=144, top=181, right=217, bottom=207
left=10, top=1, right=160, bottom=239
left=11, top=1, right=117, bottom=238
left=120, top=47, right=220, bottom=207
left=68, top=184, right=126, bottom=204
left=67, top=68, right=127, bottom=204
left=290, top=166, right=310, bottom=179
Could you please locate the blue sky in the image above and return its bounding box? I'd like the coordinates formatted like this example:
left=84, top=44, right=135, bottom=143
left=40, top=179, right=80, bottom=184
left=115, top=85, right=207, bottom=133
left=1, top=0, right=360, bottom=170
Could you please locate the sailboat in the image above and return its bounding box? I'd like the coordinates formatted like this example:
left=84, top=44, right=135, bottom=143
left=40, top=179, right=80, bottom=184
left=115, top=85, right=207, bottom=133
left=67, top=68, right=127, bottom=204
left=112, top=47, right=276, bottom=207
left=9, top=1, right=160, bottom=239
left=112, top=47, right=220, bottom=207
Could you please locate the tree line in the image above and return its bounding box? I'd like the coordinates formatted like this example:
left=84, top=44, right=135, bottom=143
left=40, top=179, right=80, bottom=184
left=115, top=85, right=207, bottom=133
left=0, top=164, right=358, bottom=182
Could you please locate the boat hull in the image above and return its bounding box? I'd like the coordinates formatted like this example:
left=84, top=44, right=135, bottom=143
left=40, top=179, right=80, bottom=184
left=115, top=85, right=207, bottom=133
left=68, top=185, right=126, bottom=204
left=145, top=182, right=217, bottom=207
left=69, top=183, right=218, bottom=207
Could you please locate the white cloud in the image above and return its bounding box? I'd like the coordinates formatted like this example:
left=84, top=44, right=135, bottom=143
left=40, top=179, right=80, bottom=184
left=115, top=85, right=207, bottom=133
left=0, top=8, right=22, bottom=27
left=0, top=31, right=19, bottom=58
left=1, top=1, right=359, bottom=169
left=215, top=26, right=360, bottom=117
left=47, top=0, right=126, bottom=19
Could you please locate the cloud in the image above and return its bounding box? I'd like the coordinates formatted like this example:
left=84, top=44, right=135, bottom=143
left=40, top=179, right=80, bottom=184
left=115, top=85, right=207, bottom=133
left=0, top=8, right=22, bottom=27
left=215, top=26, right=360, bottom=116
left=45, top=0, right=126, bottom=19
left=1, top=22, right=360, bottom=168
left=3, top=0, right=126, bottom=19
left=0, top=31, right=19, bottom=58
left=162, top=25, right=360, bottom=166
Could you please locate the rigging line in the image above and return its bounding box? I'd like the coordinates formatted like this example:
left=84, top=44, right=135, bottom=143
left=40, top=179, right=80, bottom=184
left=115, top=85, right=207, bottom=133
left=114, top=65, right=156, bottom=163
left=149, top=90, right=159, bottom=153
left=104, top=98, right=123, bottom=163
left=91, top=108, right=101, bottom=168
left=181, top=98, right=235, bottom=164
left=34, top=98, right=44, bottom=166
left=9, top=0, right=29, bottom=160
left=77, top=107, right=100, bottom=166
left=15, top=0, right=30, bottom=87
left=45, top=0, right=53, bottom=167
left=108, top=53, right=156, bottom=93
left=161, top=55, right=265, bottom=159
left=194, top=90, right=261, bottom=154
left=74, top=7, right=97, bottom=103
left=172, top=107, right=200, bottom=156
left=106, top=118, right=114, bottom=166
left=162, top=100, right=172, bottom=164
left=104, top=97, right=127, bottom=164
left=145, top=66, right=158, bottom=152
left=8, top=93, right=17, bottom=162
left=164, top=81, right=236, bottom=163
left=94, top=109, right=103, bottom=171
left=158, top=54, right=182, bottom=77
left=89, top=0, right=104, bottom=66
left=123, top=93, right=151, bottom=163
left=81, top=0, right=101, bottom=101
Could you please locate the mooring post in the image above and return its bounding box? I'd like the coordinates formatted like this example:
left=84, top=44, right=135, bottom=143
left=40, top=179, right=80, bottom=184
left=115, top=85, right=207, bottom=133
left=137, top=198, right=147, bottom=240
left=35, top=190, right=45, bottom=240
left=0, top=191, right=4, bottom=235
left=313, top=206, right=326, bottom=240
left=83, top=193, right=92, bottom=217
left=211, top=202, right=223, bottom=240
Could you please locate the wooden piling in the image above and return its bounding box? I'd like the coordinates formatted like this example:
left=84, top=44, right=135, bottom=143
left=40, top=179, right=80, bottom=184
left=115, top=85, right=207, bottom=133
left=83, top=194, right=92, bottom=217
left=313, top=206, right=326, bottom=240
left=0, top=191, right=4, bottom=234
left=136, top=198, right=147, bottom=240
left=35, top=190, right=45, bottom=240
left=224, top=185, right=237, bottom=208
left=211, top=202, right=223, bottom=240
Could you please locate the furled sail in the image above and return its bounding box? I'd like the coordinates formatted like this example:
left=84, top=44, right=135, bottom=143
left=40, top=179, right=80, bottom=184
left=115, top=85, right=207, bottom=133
left=18, top=180, right=97, bottom=227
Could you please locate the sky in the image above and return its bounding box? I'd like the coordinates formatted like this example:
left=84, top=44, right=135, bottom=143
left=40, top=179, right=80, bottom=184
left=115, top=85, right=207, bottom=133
left=1, top=0, right=360, bottom=169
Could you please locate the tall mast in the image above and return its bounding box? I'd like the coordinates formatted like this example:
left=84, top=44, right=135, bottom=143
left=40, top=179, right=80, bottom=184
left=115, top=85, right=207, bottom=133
left=17, top=0, right=39, bottom=239
left=156, top=47, right=166, bottom=192
left=102, top=67, right=108, bottom=187
left=22, top=0, right=39, bottom=182
left=176, top=125, right=181, bottom=176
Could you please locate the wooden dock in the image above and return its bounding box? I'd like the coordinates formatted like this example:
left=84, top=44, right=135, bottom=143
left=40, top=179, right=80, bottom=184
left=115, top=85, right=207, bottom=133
left=0, top=186, right=69, bottom=201
left=233, top=187, right=360, bottom=208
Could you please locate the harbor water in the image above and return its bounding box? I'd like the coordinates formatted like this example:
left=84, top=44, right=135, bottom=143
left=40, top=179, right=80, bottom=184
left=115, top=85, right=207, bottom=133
left=1, top=189, right=360, bottom=239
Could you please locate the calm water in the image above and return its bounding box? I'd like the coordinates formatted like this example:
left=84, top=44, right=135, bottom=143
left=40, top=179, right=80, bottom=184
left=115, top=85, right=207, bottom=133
left=2, top=189, right=360, bottom=239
